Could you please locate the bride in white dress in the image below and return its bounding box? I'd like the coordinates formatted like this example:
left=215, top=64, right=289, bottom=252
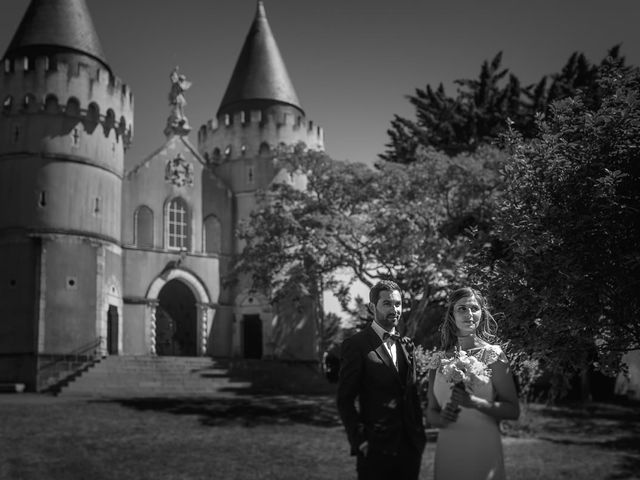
left=426, top=287, right=520, bottom=480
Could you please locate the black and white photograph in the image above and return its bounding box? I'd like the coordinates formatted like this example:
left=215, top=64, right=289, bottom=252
left=0, top=1, right=638, bottom=479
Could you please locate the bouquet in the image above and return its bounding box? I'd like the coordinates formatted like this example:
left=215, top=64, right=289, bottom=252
left=439, top=348, right=491, bottom=396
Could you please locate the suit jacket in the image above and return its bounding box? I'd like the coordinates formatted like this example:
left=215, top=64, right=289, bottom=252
left=336, top=326, right=427, bottom=456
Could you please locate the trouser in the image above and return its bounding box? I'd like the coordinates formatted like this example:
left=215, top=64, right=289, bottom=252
left=356, top=437, right=422, bottom=480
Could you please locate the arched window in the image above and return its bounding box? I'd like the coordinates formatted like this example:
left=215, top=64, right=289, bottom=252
left=166, top=198, right=189, bottom=250
left=2, top=95, right=12, bottom=114
left=45, top=94, right=59, bottom=114
left=134, top=205, right=153, bottom=248
left=23, top=94, right=37, bottom=112
left=65, top=97, right=80, bottom=116
left=87, top=102, right=100, bottom=124
left=105, top=109, right=116, bottom=130
left=203, top=215, right=221, bottom=253
left=259, top=142, right=270, bottom=156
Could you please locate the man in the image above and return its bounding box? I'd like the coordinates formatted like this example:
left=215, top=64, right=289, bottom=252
left=337, top=280, right=427, bottom=480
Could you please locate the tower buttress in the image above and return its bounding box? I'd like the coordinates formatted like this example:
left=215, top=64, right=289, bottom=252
left=0, top=0, right=133, bottom=388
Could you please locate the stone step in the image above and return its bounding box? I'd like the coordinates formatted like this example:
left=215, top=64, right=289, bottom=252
left=57, top=355, right=247, bottom=398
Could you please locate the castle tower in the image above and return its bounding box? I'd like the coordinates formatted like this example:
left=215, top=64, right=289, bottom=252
left=198, top=1, right=324, bottom=361
left=198, top=0, right=324, bottom=197
left=0, top=0, right=133, bottom=390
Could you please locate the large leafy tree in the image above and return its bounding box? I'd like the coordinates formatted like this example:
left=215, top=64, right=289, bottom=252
left=231, top=144, right=506, bottom=344
left=382, top=46, right=626, bottom=162
left=470, top=60, right=640, bottom=398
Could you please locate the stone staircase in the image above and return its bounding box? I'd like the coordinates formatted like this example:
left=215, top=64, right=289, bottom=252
left=56, top=356, right=253, bottom=398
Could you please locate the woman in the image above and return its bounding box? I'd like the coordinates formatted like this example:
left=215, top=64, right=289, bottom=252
left=427, top=287, right=520, bottom=480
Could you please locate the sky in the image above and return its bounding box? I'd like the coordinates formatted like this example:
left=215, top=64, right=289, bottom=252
left=1, top=0, right=640, bottom=170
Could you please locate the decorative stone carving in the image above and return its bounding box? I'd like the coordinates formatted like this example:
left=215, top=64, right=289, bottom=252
left=197, top=303, right=209, bottom=356
left=147, top=300, right=159, bottom=356
left=164, top=66, right=192, bottom=137
left=165, top=153, right=194, bottom=187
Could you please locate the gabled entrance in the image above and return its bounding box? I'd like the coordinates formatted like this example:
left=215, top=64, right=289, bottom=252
left=146, top=268, right=212, bottom=357
left=156, top=279, right=197, bottom=356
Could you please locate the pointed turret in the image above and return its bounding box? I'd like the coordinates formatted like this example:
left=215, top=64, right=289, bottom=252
left=218, top=1, right=302, bottom=117
left=2, top=0, right=110, bottom=73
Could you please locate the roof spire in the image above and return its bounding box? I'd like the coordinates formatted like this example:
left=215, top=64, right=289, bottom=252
left=256, top=0, right=266, bottom=19
left=3, top=0, right=110, bottom=72
left=217, top=1, right=302, bottom=116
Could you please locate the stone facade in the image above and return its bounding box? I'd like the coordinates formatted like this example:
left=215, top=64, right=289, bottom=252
left=0, top=0, right=323, bottom=391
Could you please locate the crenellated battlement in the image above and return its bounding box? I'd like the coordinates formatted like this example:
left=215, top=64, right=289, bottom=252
left=197, top=109, right=323, bottom=161
left=0, top=56, right=134, bottom=142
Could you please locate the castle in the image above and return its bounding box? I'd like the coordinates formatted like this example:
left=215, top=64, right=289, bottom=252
left=0, top=0, right=324, bottom=391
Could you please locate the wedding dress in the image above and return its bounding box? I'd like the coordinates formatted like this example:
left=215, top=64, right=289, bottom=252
left=432, top=345, right=506, bottom=480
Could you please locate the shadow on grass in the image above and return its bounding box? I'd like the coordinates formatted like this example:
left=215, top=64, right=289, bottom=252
left=530, top=402, right=640, bottom=480
left=106, top=395, right=343, bottom=428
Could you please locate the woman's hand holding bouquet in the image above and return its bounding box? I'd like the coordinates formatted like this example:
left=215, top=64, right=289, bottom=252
left=439, top=348, right=492, bottom=416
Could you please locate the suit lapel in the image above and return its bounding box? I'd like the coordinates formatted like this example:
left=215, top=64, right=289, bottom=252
left=398, top=342, right=415, bottom=384
left=365, top=327, right=396, bottom=372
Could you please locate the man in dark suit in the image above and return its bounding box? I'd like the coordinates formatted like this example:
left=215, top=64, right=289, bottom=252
left=337, top=280, right=427, bottom=480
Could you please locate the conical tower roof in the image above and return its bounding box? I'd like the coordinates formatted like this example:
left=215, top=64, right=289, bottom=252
left=3, top=0, right=109, bottom=71
left=218, top=1, right=303, bottom=116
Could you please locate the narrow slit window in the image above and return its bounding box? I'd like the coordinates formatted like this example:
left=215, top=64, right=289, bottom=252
left=71, top=128, right=80, bottom=147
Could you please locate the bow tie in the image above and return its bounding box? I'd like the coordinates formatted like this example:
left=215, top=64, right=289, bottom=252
left=383, top=331, right=401, bottom=342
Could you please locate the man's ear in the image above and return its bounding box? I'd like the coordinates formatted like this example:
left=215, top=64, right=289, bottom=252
left=368, top=302, right=375, bottom=317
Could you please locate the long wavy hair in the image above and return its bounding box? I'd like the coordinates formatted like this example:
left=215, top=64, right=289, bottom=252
left=440, top=287, right=498, bottom=351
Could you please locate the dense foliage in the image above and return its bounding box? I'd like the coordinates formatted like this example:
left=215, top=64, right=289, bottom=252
left=231, top=48, right=638, bottom=400
left=231, top=144, right=505, bottom=344
left=469, top=60, right=640, bottom=397
left=381, top=46, right=626, bottom=161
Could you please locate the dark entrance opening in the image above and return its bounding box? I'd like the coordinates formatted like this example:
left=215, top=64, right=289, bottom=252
left=107, top=305, right=119, bottom=355
left=243, top=314, right=262, bottom=359
left=156, top=279, right=197, bottom=356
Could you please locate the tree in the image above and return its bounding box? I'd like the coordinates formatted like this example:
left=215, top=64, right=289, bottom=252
left=381, top=47, right=627, bottom=162
left=470, top=60, right=640, bottom=399
left=230, top=144, right=506, bottom=344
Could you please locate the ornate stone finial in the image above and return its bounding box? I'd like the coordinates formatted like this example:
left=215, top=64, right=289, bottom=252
left=164, top=66, right=192, bottom=137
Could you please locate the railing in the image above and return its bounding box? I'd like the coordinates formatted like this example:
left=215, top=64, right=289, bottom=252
left=37, top=336, right=104, bottom=392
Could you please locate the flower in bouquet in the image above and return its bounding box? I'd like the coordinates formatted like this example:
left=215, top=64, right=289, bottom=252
left=439, top=349, right=491, bottom=392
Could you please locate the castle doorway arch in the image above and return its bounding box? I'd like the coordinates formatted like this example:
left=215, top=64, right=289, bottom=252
left=146, top=268, right=212, bottom=357
left=156, top=279, right=197, bottom=356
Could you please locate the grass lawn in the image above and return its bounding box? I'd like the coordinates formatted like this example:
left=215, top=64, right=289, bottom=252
left=0, top=394, right=638, bottom=480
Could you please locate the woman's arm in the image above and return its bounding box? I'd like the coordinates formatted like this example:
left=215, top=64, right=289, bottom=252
left=426, top=368, right=460, bottom=428
left=451, top=358, right=520, bottom=421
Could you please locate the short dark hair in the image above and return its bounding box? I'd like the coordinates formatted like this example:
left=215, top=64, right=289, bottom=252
left=369, top=280, right=401, bottom=305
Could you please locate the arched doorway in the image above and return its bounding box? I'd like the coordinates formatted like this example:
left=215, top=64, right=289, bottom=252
left=156, top=279, right=197, bottom=356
